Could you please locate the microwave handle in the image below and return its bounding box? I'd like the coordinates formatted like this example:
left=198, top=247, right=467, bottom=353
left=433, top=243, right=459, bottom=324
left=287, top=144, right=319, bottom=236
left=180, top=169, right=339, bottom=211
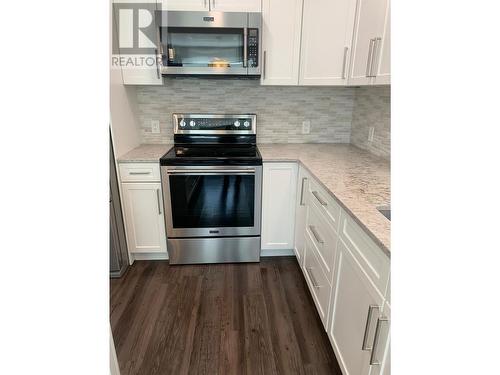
left=243, top=27, right=248, bottom=68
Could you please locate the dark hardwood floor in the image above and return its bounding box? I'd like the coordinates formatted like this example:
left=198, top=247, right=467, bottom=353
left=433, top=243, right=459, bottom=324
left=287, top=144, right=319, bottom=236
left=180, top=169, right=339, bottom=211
left=110, top=257, right=342, bottom=375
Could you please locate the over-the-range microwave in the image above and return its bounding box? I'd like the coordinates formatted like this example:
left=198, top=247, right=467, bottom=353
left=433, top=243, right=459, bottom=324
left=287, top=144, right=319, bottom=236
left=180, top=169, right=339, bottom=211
left=156, top=11, right=261, bottom=76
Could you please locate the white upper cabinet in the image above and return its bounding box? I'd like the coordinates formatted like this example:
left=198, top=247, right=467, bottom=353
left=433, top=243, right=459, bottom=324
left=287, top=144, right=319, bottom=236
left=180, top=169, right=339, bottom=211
left=261, top=163, right=298, bottom=250
left=160, top=0, right=209, bottom=11
left=160, top=0, right=260, bottom=12
left=113, top=1, right=163, bottom=85
left=373, top=0, right=390, bottom=84
left=299, top=0, right=357, bottom=85
left=210, top=0, right=261, bottom=12
left=348, top=0, right=389, bottom=85
left=261, top=0, right=303, bottom=85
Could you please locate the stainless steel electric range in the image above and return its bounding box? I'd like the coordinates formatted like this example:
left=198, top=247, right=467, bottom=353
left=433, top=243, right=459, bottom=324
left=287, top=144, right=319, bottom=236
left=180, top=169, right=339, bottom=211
left=160, top=114, right=262, bottom=265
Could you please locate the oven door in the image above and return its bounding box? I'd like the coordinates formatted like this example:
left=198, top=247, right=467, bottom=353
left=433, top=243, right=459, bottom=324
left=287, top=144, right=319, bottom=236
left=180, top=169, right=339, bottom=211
left=158, top=11, right=260, bottom=75
left=162, top=165, right=262, bottom=238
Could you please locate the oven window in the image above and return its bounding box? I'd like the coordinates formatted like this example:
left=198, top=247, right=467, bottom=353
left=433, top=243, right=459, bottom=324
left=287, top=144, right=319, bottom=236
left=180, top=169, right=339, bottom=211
left=163, top=27, right=244, bottom=67
left=169, top=174, right=254, bottom=228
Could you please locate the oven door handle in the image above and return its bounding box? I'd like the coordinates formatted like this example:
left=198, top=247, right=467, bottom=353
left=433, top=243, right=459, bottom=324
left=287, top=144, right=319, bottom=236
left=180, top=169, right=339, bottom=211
left=166, top=169, right=256, bottom=175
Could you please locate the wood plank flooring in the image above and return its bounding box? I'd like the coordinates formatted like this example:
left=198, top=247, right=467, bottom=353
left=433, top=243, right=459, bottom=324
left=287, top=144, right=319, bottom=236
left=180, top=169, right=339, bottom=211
left=110, top=257, right=342, bottom=375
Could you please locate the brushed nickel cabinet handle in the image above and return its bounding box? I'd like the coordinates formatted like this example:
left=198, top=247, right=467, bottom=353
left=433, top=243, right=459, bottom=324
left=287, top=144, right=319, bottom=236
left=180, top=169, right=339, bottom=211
left=306, top=267, right=321, bottom=288
left=370, top=37, right=382, bottom=77
left=341, top=46, right=349, bottom=79
left=369, top=316, right=389, bottom=365
left=362, top=305, right=380, bottom=350
left=204, top=0, right=207, bottom=9
left=156, top=189, right=162, bottom=214
left=155, top=48, right=160, bottom=79
left=212, top=0, right=215, bottom=10
left=311, top=191, right=327, bottom=206
left=300, top=177, right=307, bottom=206
left=308, top=225, right=324, bottom=244
left=366, top=39, right=375, bottom=77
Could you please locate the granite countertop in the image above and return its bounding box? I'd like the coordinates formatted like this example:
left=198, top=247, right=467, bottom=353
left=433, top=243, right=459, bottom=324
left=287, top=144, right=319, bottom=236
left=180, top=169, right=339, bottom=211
left=117, top=144, right=172, bottom=162
left=118, top=143, right=390, bottom=255
left=258, top=144, right=390, bottom=255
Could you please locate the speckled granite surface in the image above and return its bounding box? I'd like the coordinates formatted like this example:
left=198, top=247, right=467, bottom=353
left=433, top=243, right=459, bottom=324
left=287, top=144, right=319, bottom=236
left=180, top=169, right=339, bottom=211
left=117, top=143, right=390, bottom=255
left=117, top=144, right=172, bottom=162
left=258, top=144, right=390, bottom=255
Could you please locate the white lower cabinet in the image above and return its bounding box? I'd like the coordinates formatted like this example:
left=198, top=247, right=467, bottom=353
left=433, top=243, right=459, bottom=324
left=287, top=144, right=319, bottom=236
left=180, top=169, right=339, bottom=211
left=285, top=163, right=390, bottom=374
left=261, top=163, right=298, bottom=250
left=328, top=239, right=385, bottom=375
left=121, top=182, right=167, bottom=254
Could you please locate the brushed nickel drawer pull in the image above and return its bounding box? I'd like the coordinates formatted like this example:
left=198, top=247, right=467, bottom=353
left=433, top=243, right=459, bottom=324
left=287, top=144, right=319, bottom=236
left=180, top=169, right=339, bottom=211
left=129, top=171, right=151, bottom=175
left=309, top=225, right=324, bottom=244
left=312, top=191, right=327, bottom=206
left=306, top=267, right=321, bottom=288
left=370, top=316, right=389, bottom=365
left=362, top=305, right=380, bottom=350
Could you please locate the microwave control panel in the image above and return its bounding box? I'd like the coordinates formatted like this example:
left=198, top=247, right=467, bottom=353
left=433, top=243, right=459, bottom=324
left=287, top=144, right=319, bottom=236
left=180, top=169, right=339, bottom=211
left=247, top=29, right=259, bottom=68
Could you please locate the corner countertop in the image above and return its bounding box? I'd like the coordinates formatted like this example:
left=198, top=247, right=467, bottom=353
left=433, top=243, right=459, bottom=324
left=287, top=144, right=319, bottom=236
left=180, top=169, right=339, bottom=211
left=117, top=143, right=390, bottom=255
left=258, top=144, right=390, bottom=255
left=117, top=144, right=172, bottom=162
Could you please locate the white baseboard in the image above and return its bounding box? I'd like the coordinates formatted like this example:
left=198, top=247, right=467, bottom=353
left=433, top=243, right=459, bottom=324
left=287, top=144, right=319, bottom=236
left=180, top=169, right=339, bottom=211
left=131, top=252, right=169, bottom=262
left=260, top=249, right=295, bottom=257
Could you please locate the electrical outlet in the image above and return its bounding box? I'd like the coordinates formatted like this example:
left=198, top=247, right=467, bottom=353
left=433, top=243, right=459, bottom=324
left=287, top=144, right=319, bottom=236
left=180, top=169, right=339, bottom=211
left=368, top=126, right=375, bottom=142
left=151, top=120, right=160, bottom=134
left=302, top=120, right=311, bottom=134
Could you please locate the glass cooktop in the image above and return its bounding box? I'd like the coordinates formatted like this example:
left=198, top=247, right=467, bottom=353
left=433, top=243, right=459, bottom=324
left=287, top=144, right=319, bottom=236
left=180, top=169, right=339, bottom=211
left=160, top=145, right=262, bottom=166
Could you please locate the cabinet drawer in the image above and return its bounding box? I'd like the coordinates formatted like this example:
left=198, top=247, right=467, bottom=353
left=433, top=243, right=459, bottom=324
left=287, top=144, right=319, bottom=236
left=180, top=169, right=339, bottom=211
left=119, top=163, right=161, bottom=182
left=339, top=211, right=389, bottom=293
left=306, top=202, right=338, bottom=283
left=308, top=177, right=341, bottom=231
left=303, top=234, right=332, bottom=328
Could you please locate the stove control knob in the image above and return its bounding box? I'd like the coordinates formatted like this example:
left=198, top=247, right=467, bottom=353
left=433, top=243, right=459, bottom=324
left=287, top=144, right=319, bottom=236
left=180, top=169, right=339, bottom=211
left=234, top=120, right=241, bottom=128
left=243, top=120, right=250, bottom=128
left=180, top=120, right=186, bottom=127
left=189, top=120, right=196, bottom=127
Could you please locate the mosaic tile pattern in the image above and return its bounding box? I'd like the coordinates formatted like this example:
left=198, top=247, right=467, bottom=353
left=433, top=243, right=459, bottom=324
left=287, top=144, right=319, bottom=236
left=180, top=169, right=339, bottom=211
left=350, top=86, right=391, bottom=160
left=136, top=77, right=356, bottom=144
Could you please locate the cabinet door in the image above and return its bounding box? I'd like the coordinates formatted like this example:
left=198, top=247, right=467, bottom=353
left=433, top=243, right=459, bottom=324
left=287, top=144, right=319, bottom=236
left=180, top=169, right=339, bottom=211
left=113, top=1, right=163, bottom=85
left=348, top=0, right=388, bottom=85
left=328, top=239, right=384, bottom=375
left=210, top=0, right=261, bottom=12
left=160, top=0, right=208, bottom=11
left=261, top=0, right=303, bottom=85
left=373, top=0, right=390, bottom=85
left=121, top=183, right=167, bottom=253
left=261, top=163, right=298, bottom=250
left=299, top=0, right=356, bottom=85
left=294, top=167, right=309, bottom=264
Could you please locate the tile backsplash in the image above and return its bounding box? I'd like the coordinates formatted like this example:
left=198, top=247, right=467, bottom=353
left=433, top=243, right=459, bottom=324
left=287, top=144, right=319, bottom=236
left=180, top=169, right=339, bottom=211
left=350, top=86, right=391, bottom=160
left=136, top=78, right=356, bottom=144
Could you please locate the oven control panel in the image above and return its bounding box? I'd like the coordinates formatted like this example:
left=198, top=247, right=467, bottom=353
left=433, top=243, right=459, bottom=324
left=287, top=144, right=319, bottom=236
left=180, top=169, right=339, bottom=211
left=174, top=114, right=256, bottom=133
left=247, top=29, right=259, bottom=68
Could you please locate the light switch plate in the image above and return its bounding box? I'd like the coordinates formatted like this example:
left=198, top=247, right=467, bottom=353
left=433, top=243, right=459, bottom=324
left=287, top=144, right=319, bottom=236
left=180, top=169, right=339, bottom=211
left=302, top=120, right=311, bottom=134
left=151, top=120, right=160, bottom=134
